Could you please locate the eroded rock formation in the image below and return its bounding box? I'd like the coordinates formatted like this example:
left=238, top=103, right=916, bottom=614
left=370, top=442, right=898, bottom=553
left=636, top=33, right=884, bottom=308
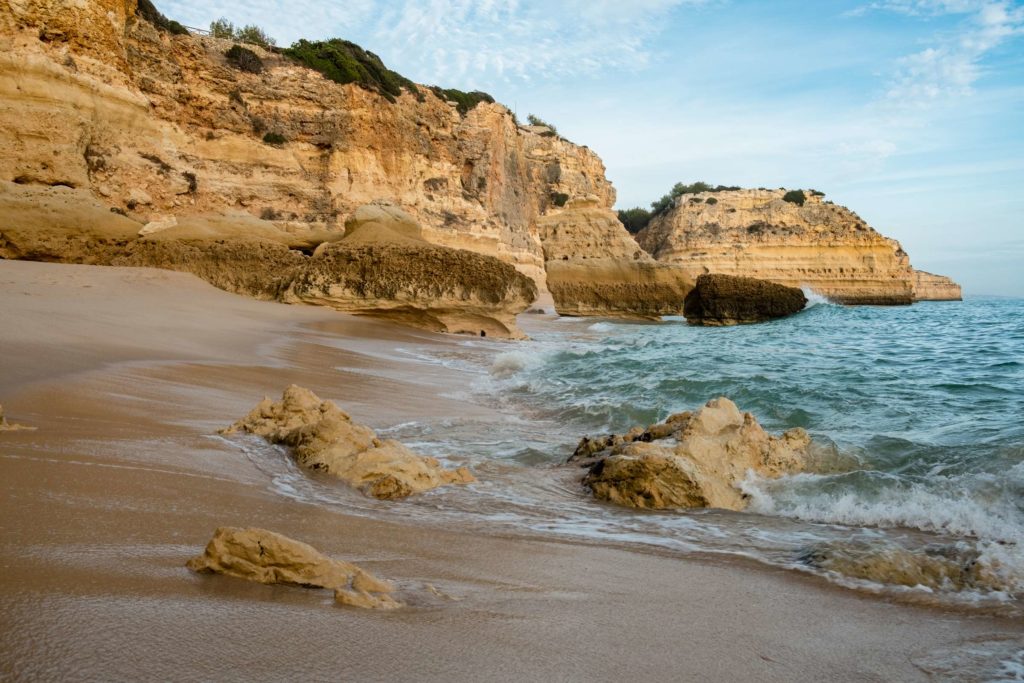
left=570, top=397, right=811, bottom=511
left=283, top=204, right=537, bottom=337
left=683, top=273, right=807, bottom=325
left=187, top=526, right=401, bottom=609
left=636, top=189, right=961, bottom=305
left=223, top=385, right=475, bottom=499
left=0, top=183, right=535, bottom=336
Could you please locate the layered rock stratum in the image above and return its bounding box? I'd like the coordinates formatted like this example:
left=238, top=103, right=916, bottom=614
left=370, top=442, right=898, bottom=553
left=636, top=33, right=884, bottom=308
left=223, top=385, right=475, bottom=499
left=636, top=189, right=961, bottom=304
left=0, top=0, right=682, bottom=319
left=569, top=397, right=811, bottom=511
left=912, top=270, right=963, bottom=301
left=683, top=273, right=807, bottom=325
left=187, top=526, right=402, bottom=609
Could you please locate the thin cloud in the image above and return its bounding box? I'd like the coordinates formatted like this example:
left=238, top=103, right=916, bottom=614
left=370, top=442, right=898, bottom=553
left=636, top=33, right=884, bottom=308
left=869, top=1, right=1024, bottom=105
left=367, top=0, right=705, bottom=84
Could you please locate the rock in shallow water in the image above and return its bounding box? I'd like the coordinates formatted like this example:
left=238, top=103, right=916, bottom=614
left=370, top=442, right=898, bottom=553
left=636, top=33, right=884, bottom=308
left=223, top=385, right=475, bottom=499
left=571, top=397, right=811, bottom=511
left=683, top=273, right=807, bottom=326
left=186, top=527, right=401, bottom=609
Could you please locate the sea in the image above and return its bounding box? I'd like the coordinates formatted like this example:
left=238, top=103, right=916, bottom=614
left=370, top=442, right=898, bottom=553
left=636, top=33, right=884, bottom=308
left=238, top=294, right=1024, bottom=619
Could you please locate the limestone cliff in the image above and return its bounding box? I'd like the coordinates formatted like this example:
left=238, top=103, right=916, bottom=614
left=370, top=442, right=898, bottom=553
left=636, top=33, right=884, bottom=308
left=912, top=270, right=963, bottom=302
left=636, top=189, right=961, bottom=305
left=0, top=0, right=646, bottom=316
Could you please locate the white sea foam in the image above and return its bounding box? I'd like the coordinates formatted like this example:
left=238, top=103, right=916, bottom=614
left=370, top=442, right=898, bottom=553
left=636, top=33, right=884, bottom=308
left=801, top=287, right=835, bottom=307
left=587, top=322, right=614, bottom=333
left=489, top=350, right=537, bottom=379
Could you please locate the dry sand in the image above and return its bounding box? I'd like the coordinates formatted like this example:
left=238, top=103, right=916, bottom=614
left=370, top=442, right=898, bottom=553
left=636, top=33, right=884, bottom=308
left=1, top=260, right=1020, bottom=681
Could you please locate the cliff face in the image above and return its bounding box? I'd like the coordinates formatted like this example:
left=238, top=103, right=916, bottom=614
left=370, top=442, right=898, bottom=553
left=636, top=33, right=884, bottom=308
left=0, top=0, right=627, bottom=307
left=636, top=189, right=960, bottom=305
left=912, top=270, right=963, bottom=302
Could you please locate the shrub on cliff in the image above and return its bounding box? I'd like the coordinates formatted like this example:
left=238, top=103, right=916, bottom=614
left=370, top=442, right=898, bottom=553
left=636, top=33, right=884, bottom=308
left=210, top=18, right=235, bottom=39
left=284, top=39, right=420, bottom=103
left=782, top=190, right=807, bottom=206
left=263, top=132, right=286, bottom=145
left=137, top=0, right=189, bottom=35
left=527, top=114, right=558, bottom=135
left=236, top=25, right=275, bottom=49
left=225, top=45, right=264, bottom=73
left=618, top=207, right=653, bottom=234
left=430, top=87, right=494, bottom=115
left=649, top=182, right=741, bottom=215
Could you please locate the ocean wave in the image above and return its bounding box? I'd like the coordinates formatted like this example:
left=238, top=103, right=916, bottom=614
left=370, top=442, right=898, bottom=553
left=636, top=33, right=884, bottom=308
left=801, top=287, right=837, bottom=307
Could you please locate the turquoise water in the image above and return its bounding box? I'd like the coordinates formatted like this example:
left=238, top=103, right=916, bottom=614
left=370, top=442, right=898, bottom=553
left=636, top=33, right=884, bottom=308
left=257, top=296, right=1024, bottom=612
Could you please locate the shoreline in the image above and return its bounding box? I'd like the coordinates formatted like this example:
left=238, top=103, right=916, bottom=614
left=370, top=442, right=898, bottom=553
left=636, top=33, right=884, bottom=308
left=1, top=261, right=1021, bottom=681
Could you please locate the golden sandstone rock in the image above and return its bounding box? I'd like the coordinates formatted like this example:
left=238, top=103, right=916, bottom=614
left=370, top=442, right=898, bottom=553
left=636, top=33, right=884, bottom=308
left=223, top=385, right=475, bottom=499
left=571, top=397, right=811, bottom=511
left=186, top=527, right=402, bottom=609
left=636, top=189, right=960, bottom=304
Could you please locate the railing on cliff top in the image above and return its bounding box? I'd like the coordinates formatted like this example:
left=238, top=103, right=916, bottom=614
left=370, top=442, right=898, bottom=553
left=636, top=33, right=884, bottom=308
left=183, top=26, right=210, bottom=36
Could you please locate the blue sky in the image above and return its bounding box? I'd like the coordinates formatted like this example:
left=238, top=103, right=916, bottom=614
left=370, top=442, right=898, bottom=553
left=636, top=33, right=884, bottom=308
left=161, top=0, right=1024, bottom=296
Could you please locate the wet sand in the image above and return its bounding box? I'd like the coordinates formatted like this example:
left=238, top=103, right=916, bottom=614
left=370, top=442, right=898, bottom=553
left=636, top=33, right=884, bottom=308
left=1, top=260, right=1021, bottom=681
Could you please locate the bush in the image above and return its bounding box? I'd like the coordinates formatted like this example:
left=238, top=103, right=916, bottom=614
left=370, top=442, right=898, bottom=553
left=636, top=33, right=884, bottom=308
left=810, top=189, right=825, bottom=197
left=262, top=132, right=286, bottom=145
left=210, top=18, right=234, bottom=39
left=550, top=192, right=569, bottom=208
left=225, top=44, right=263, bottom=73
left=617, top=207, right=653, bottom=234
left=705, top=197, right=718, bottom=205
left=782, top=190, right=807, bottom=206
left=648, top=181, right=741, bottom=215
left=283, top=39, right=419, bottom=103
left=526, top=114, right=558, bottom=135
left=430, top=87, right=494, bottom=115
left=137, top=0, right=189, bottom=35
left=236, top=24, right=275, bottom=49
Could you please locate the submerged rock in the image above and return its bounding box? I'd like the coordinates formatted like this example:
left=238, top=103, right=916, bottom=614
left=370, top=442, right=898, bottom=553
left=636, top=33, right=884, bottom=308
left=186, top=527, right=401, bottom=609
left=223, top=385, right=475, bottom=499
left=683, top=273, right=807, bottom=326
left=570, top=397, right=811, bottom=511
left=0, top=404, right=35, bottom=432
left=797, top=540, right=1005, bottom=593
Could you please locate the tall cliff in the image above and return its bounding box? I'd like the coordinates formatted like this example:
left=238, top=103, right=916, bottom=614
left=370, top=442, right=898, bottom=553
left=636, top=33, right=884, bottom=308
left=636, top=189, right=960, bottom=305
left=0, top=0, right=683, bottom=317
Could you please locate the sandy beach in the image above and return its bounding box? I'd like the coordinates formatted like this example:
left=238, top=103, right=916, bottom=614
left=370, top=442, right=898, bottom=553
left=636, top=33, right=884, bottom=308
left=1, top=260, right=1021, bottom=682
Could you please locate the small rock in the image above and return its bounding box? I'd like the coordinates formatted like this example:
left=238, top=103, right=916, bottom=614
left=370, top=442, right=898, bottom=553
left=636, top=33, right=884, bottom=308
left=187, top=527, right=402, bottom=609
left=222, top=385, right=475, bottom=499
left=139, top=216, right=178, bottom=236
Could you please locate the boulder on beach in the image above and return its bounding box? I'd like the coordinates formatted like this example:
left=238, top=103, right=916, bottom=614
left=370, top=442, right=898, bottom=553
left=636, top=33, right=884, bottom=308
left=570, top=397, right=811, bottom=511
left=284, top=202, right=538, bottom=339
left=683, top=273, right=807, bottom=326
left=186, top=526, right=401, bottom=609
left=222, top=385, right=475, bottom=499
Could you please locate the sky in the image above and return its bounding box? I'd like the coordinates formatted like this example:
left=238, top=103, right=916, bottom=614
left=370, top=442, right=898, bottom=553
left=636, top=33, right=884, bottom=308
left=161, top=0, right=1024, bottom=296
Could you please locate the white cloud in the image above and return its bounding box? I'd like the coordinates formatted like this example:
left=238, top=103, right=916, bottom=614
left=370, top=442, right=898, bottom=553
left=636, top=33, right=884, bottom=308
left=877, top=1, right=1024, bottom=104
left=366, top=0, right=705, bottom=84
